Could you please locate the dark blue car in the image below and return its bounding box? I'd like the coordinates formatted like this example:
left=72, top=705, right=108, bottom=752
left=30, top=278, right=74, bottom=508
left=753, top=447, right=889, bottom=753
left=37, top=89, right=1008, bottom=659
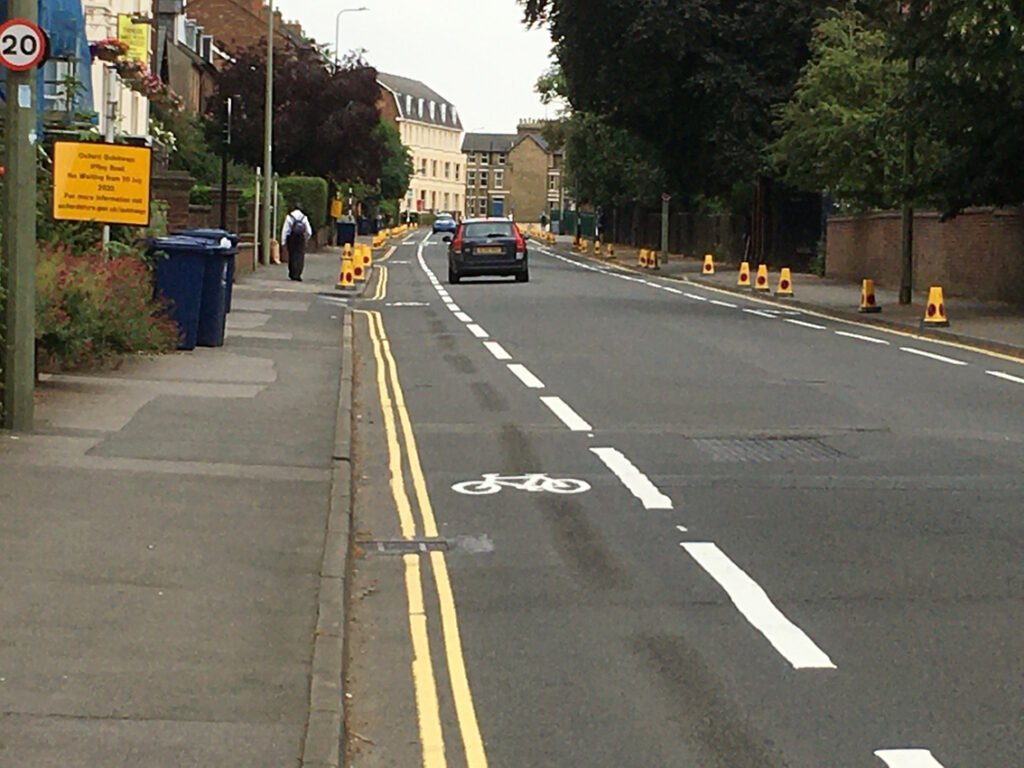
left=432, top=213, right=457, bottom=235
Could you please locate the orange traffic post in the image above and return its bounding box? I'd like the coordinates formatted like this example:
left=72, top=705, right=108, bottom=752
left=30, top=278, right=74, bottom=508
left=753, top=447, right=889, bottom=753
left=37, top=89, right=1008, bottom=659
left=859, top=279, right=881, bottom=313
left=336, top=252, right=355, bottom=289
left=606, top=243, right=615, bottom=260
left=360, top=243, right=372, bottom=271
left=922, top=285, right=950, bottom=327
left=737, top=261, right=751, bottom=287
left=753, top=263, right=770, bottom=292
left=775, top=267, right=794, bottom=297
left=702, top=254, right=715, bottom=275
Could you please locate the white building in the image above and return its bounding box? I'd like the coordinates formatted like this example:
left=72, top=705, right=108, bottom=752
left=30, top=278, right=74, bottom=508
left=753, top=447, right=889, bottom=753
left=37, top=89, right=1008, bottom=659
left=83, top=0, right=152, bottom=140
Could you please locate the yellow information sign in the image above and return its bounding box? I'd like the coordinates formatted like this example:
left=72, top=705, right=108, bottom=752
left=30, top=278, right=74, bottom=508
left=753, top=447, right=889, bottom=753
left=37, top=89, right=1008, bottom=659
left=117, top=14, right=149, bottom=65
left=330, top=198, right=343, bottom=219
left=53, top=142, right=152, bottom=227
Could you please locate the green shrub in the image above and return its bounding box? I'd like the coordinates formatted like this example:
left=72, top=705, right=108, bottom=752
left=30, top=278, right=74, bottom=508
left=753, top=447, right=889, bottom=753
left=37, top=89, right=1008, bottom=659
left=35, top=243, right=179, bottom=371
left=190, top=184, right=214, bottom=206
left=278, top=176, right=328, bottom=230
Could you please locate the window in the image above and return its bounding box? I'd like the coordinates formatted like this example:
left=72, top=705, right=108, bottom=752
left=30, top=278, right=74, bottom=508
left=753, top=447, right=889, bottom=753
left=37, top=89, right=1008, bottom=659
left=444, top=162, right=451, bottom=179
left=431, top=191, right=437, bottom=210
left=548, top=174, right=558, bottom=190
left=432, top=160, right=438, bottom=177
left=463, top=221, right=515, bottom=238
left=467, top=170, right=476, bottom=186
left=444, top=192, right=450, bottom=210
left=497, top=153, right=507, bottom=165
left=467, top=198, right=475, bottom=215
left=479, top=152, right=488, bottom=165
left=420, top=159, right=427, bottom=175
left=480, top=171, right=489, bottom=187
left=455, top=164, right=461, bottom=181
left=494, top=170, right=503, bottom=189
left=454, top=193, right=460, bottom=210
left=478, top=197, right=487, bottom=213
left=42, top=59, right=75, bottom=112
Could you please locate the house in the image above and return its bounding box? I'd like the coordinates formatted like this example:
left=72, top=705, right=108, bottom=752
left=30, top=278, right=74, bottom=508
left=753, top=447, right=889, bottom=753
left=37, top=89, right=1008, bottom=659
left=163, top=14, right=221, bottom=115
left=462, top=120, right=564, bottom=221
left=184, top=0, right=311, bottom=56
left=378, top=72, right=464, bottom=218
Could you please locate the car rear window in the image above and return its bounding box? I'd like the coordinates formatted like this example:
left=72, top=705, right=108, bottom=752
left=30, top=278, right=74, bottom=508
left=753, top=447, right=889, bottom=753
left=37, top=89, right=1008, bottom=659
left=463, top=222, right=515, bottom=238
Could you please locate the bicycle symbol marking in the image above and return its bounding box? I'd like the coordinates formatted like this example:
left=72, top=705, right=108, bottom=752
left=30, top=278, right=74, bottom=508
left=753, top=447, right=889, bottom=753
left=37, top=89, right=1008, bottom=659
left=452, top=473, right=591, bottom=496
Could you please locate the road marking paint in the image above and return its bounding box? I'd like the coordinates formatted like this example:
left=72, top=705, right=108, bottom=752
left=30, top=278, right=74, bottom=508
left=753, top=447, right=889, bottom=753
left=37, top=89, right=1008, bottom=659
left=986, top=370, right=1024, bottom=385
left=483, top=341, right=512, bottom=361
left=467, top=324, right=489, bottom=339
left=874, top=749, right=946, bottom=767
left=835, top=330, right=890, bottom=345
left=784, top=318, right=827, bottom=330
left=680, top=542, right=836, bottom=669
left=540, top=396, right=593, bottom=432
left=676, top=524, right=689, bottom=533
left=900, top=346, right=969, bottom=366
left=590, top=447, right=673, bottom=510
left=454, top=311, right=474, bottom=323
left=710, top=299, right=737, bottom=308
left=445, top=302, right=461, bottom=312
left=662, top=286, right=683, bottom=295
left=743, top=308, right=778, bottom=318
left=684, top=293, right=708, bottom=302
left=507, top=363, right=545, bottom=389
left=404, top=554, right=447, bottom=766
left=369, top=308, right=489, bottom=767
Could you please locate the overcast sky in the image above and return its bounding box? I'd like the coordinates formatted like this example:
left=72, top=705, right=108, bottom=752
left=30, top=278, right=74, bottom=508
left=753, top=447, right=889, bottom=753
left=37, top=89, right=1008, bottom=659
left=272, top=0, right=561, bottom=134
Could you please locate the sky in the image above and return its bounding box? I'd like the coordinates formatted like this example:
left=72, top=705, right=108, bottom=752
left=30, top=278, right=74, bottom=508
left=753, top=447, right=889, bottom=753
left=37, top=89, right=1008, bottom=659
left=273, top=0, right=561, bottom=134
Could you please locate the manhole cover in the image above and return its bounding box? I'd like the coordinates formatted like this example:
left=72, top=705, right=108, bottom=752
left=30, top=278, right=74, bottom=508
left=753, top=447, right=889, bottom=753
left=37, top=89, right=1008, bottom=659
left=692, top=437, right=843, bottom=462
left=363, top=539, right=450, bottom=555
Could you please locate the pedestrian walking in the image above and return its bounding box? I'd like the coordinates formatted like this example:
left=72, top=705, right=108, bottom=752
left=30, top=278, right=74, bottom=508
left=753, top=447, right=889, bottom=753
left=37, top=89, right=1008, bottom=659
left=540, top=211, right=548, bottom=231
left=282, top=203, right=312, bottom=281
left=596, top=208, right=607, bottom=241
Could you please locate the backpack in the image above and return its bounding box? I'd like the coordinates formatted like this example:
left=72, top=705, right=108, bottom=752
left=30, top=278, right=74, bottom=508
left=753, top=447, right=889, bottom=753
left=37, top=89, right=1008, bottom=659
left=287, top=213, right=307, bottom=244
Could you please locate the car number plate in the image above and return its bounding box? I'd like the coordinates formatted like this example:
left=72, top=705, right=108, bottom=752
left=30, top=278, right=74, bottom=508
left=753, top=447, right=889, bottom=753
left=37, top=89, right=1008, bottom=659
left=476, top=246, right=503, bottom=255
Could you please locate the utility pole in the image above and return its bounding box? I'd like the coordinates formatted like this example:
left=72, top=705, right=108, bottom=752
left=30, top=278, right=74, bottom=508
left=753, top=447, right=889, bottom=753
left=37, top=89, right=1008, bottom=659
left=659, top=193, right=671, bottom=270
left=260, top=0, right=274, bottom=265
left=2, top=0, right=40, bottom=431
left=899, top=0, right=919, bottom=305
left=220, top=96, right=233, bottom=231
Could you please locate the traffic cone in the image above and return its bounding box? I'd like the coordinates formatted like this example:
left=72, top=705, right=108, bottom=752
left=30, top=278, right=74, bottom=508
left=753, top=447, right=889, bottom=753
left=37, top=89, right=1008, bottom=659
left=640, top=249, right=651, bottom=268
left=359, top=244, right=372, bottom=271
left=606, top=243, right=615, bottom=259
left=859, top=279, right=881, bottom=313
left=336, top=253, right=355, bottom=289
left=702, top=254, right=715, bottom=275
left=775, top=267, right=794, bottom=297
left=753, top=264, right=770, bottom=291
left=737, top=261, right=751, bottom=287
left=922, top=285, right=949, bottom=327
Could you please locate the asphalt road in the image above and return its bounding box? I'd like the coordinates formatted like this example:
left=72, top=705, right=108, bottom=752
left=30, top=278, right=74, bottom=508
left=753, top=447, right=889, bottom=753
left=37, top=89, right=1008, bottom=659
left=345, top=231, right=1024, bottom=767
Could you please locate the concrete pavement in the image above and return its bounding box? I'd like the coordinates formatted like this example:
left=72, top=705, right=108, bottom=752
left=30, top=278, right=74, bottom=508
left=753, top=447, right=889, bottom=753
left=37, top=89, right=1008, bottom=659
left=0, top=244, right=368, bottom=768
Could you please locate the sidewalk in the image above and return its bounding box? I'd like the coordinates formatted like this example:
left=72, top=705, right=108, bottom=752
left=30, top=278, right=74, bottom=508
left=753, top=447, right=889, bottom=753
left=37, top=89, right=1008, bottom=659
left=0, top=246, right=362, bottom=767
left=548, top=235, right=1024, bottom=358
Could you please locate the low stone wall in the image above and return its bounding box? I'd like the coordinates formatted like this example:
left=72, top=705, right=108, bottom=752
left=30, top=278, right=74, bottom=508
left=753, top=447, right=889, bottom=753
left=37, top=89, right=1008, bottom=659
left=827, top=208, right=1024, bottom=304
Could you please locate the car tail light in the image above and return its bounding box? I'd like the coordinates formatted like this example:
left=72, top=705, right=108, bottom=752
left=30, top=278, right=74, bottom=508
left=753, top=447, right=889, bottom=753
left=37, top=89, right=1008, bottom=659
left=513, top=226, right=526, bottom=253
left=451, top=227, right=463, bottom=251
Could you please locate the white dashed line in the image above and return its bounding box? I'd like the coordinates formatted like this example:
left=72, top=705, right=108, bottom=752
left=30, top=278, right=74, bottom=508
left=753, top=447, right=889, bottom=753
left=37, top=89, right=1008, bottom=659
left=710, top=299, right=737, bottom=308
left=466, top=324, right=489, bottom=339
left=507, top=364, right=545, bottom=389
left=743, top=308, right=778, bottom=319
left=986, top=370, right=1024, bottom=385
left=900, top=347, right=969, bottom=366
left=680, top=542, right=836, bottom=670
left=445, top=303, right=461, bottom=312
left=874, top=749, right=946, bottom=767
left=590, top=448, right=673, bottom=510
left=661, top=286, right=683, bottom=295
left=835, top=330, right=890, bottom=345
left=454, top=311, right=474, bottom=323
left=684, top=293, right=708, bottom=302
left=676, top=524, right=689, bottom=533
left=483, top=341, right=512, bottom=361
left=540, top=396, right=592, bottom=432
left=784, top=318, right=827, bottom=330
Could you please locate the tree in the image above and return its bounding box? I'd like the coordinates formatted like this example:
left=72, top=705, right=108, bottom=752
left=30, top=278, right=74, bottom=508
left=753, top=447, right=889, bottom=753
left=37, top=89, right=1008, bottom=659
left=210, top=45, right=387, bottom=185
left=522, top=0, right=829, bottom=202
left=376, top=120, right=412, bottom=203
left=771, top=6, right=909, bottom=211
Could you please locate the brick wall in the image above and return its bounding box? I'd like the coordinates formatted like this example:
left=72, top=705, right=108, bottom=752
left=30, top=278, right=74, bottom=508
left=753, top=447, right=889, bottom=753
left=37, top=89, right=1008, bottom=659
left=186, top=0, right=292, bottom=53
left=827, top=208, right=1024, bottom=304
left=152, top=170, right=194, bottom=232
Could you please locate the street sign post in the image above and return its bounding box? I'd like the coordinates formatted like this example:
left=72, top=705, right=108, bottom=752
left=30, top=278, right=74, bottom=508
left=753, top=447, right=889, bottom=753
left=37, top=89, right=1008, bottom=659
left=52, top=142, right=153, bottom=227
left=659, top=193, right=672, bottom=270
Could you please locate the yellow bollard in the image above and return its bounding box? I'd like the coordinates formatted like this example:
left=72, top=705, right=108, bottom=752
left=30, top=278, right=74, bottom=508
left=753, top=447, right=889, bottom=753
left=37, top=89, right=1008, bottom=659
left=859, top=279, right=881, bottom=313
left=336, top=252, right=355, bottom=289
left=360, top=243, right=373, bottom=271
left=737, top=261, right=751, bottom=287
left=639, top=249, right=649, bottom=268
left=922, top=285, right=950, bottom=327
left=775, top=267, right=794, bottom=297
left=606, top=243, right=615, bottom=260
left=702, top=254, right=715, bottom=275
left=753, top=263, right=770, bottom=291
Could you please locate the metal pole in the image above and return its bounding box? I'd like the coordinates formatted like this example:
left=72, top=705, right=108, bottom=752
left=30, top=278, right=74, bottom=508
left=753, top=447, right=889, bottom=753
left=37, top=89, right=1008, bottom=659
left=102, top=65, right=117, bottom=250
left=659, top=195, right=670, bottom=269
left=253, top=167, right=262, bottom=270
left=260, top=0, right=274, bottom=265
left=2, top=0, right=39, bottom=431
left=899, top=1, right=918, bottom=305
left=219, top=96, right=232, bottom=231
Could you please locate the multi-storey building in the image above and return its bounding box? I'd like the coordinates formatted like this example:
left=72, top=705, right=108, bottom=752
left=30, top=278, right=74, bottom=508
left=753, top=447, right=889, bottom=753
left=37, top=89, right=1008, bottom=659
left=377, top=73, right=464, bottom=218
left=462, top=121, right=563, bottom=222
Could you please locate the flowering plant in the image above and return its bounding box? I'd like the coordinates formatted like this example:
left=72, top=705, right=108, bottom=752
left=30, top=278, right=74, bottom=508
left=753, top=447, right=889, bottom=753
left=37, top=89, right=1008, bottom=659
left=113, top=58, right=184, bottom=110
left=89, top=37, right=130, bottom=62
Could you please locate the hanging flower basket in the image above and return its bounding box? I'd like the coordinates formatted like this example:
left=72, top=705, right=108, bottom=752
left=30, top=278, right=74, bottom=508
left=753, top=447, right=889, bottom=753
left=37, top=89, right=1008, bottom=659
left=90, top=37, right=130, bottom=62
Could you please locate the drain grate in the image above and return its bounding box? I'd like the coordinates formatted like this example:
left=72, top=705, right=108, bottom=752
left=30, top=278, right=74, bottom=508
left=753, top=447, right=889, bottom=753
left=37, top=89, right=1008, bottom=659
left=692, top=437, right=843, bottom=462
left=363, top=539, right=450, bottom=555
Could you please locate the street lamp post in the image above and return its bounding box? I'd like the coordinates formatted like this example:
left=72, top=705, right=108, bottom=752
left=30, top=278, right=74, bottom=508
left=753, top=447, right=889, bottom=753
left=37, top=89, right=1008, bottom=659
left=260, top=0, right=274, bottom=265
left=334, top=6, right=368, bottom=71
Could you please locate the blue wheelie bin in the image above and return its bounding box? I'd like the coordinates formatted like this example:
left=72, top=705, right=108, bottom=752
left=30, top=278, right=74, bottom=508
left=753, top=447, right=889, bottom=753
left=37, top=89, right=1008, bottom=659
left=149, top=235, right=211, bottom=350
left=175, top=228, right=239, bottom=312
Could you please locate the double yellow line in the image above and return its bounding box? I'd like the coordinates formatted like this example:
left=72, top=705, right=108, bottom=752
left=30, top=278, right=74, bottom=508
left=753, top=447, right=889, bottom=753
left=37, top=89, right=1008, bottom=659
left=359, top=309, right=488, bottom=768
left=369, top=265, right=389, bottom=301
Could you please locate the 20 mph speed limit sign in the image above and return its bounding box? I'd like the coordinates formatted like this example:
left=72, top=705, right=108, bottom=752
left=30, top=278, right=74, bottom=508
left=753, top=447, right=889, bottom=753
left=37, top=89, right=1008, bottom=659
left=0, top=19, right=47, bottom=72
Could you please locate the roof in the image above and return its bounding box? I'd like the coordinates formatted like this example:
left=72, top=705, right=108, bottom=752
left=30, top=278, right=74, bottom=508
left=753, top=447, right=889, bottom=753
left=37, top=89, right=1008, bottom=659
left=462, top=133, right=516, bottom=153
left=377, top=72, right=463, bottom=130
left=513, top=132, right=551, bottom=153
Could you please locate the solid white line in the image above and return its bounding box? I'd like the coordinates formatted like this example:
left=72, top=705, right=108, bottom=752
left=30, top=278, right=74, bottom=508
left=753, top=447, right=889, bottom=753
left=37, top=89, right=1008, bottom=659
left=680, top=542, right=836, bottom=670
left=743, top=308, right=778, bottom=319
left=466, top=324, right=489, bottom=339
left=710, top=299, right=737, bottom=308
left=483, top=341, right=512, bottom=361
left=454, top=311, right=474, bottom=323
left=507, top=364, right=545, bottom=389
left=540, top=396, right=592, bottom=432
left=684, top=293, right=708, bottom=302
left=987, top=370, right=1024, bottom=385
left=784, top=318, right=827, bottom=330
left=662, top=286, right=683, bottom=295
left=835, top=330, right=890, bottom=345
left=590, top=448, right=673, bottom=510
left=874, top=749, right=946, bottom=767
left=900, top=347, right=969, bottom=366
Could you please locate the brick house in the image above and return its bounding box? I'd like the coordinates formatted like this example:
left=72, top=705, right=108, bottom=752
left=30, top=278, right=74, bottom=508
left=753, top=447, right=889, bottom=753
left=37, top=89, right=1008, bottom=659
left=184, top=0, right=309, bottom=55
